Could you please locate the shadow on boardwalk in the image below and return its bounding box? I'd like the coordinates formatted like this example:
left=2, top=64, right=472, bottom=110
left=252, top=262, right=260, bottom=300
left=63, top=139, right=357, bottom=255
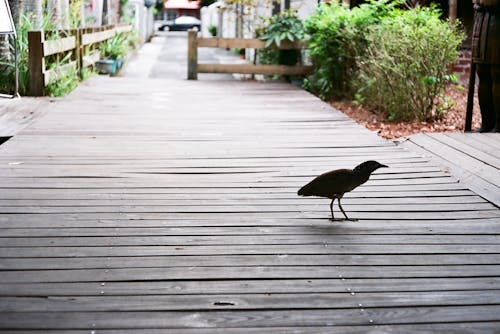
left=0, top=32, right=499, bottom=332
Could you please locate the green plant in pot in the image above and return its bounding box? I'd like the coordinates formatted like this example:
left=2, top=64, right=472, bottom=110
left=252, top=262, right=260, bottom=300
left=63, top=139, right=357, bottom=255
left=258, top=10, right=304, bottom=66
left=98, top=33, right=129, bottom=75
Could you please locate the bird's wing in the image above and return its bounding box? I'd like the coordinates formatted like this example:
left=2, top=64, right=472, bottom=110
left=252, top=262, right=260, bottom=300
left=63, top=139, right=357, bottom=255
left=303, top=169, right=355, bottom=197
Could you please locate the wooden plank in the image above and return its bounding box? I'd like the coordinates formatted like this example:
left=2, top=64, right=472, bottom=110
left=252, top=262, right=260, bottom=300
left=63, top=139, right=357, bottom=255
left=0, top=306, right=499, bottom=329
left=114, top=24, right=132, bottom=34
left=431, top=133, right=500, bottom=169
left=3, top=290, right=500, bottom=312
left=43, top=61, right=78, bottom=86
left=0, top=202, right=494, bottom=215
left=2, top=245, right=500, bottom=258
left=82, top=50, right=101, bottom=68
left=1, top=254, right=499, bottom=270
left=43, top=36, right=76, bottom=56
left=198, top=63, right=313, bottom=76
left=3, top=323, right=500, bottom=334
left=197, top=37, right=307, bottom=50
left=404, top=133, right=500, bottom=206
left=2, top=277, right=499, bottom=296
left=81, top=29, right=115, bottom=46
left=1, top=234, right=499, bottom=247
left=1, top=221, right=499, bottom=236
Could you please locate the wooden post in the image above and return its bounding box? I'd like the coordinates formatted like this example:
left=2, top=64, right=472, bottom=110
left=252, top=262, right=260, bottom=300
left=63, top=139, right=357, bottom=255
left=449, top=0, right=457, bottom=23
left=187, top=30, right=198, bottom=80
left=70, top=28, right=82, bottom=78
left=28, top=30, right=45, bottom=96
left=465, top=61, right=476, bottom=132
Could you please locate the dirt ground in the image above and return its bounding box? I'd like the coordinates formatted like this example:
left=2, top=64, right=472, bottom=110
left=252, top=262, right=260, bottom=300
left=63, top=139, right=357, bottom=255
left=330, top=85, right=482, bottom=140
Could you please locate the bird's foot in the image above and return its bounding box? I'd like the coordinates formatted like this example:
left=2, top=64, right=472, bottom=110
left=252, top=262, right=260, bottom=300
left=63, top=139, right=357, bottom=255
left=329, top=218, right=358, bottom=222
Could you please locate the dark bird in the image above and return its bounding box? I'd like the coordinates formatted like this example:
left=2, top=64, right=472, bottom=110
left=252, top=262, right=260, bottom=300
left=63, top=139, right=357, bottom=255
left=297, top=160, right=388, bottom=221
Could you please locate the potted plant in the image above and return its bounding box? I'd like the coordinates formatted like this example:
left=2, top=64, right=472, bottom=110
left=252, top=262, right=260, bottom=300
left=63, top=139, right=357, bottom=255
left=97, top=33, right=129, bottom=75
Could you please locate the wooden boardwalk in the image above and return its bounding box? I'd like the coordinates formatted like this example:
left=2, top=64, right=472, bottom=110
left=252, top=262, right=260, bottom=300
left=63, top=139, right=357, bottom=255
left=0, top=75, right=499, bottom=332
left=403, top=132, right=500, bottom=207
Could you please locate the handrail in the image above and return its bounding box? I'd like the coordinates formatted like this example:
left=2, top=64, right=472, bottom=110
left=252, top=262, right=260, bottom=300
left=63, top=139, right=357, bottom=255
left=187, top=30, right=313, bottom=80
left=28, top=24, right=132, bottom=96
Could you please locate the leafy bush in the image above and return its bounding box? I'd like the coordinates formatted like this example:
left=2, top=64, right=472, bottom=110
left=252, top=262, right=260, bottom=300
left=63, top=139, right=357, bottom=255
left=208, top=24, right=217, bottom=37
left=100, top=33, right=129, bottom=59
left=0, top=14, right=58, bottom=95
left=356, top=7, right=464, bottom=121
left=304, top=0, right=398, bottom=99
left=258, top=9, right=304, bottom=48
left=304, top=0, right=464, bottom=121
left=257, top=10, right=304, bottom=69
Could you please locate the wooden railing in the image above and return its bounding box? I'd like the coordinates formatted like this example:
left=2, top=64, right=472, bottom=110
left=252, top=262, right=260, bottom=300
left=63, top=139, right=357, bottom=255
left=28, top=24, right=132, bottom=96
left=187, top=30, right=313, bottom=80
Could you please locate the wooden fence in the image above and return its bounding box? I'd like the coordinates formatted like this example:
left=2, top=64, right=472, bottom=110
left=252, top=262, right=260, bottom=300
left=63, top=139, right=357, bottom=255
left=187, top=30, right=313, bottom=80
left=28, top=24, right=132, bottom=96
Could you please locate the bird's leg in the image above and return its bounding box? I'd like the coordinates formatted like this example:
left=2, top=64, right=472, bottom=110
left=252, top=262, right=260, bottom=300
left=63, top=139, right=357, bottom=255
left=338, top=198, right=357, bottom=222
left=329, top=198, right=335, bottom=221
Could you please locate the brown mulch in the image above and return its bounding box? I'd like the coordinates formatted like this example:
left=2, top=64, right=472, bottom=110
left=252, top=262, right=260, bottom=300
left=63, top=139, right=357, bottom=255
left=330, top=85, right=482, bottom=140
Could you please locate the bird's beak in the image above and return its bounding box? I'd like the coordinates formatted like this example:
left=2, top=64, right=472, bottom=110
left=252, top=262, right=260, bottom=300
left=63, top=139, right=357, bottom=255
left=379, top=164, right=388, bottom=168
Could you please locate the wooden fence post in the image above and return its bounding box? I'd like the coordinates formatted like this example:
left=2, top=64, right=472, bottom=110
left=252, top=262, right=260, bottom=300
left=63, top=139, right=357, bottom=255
left=28, top=30, right=45, bottom=96
left=71, top=28, right=82, bottom=78
left=187, top=30, right=198, bottom=80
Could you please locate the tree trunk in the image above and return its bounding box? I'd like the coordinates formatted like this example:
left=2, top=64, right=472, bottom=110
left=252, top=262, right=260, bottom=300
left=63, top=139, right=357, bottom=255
left=0, top=1, right=19, bottom=62
left=46, top=0, right=62, bottom=28
left=8, top=0, right=21, bottom=26
left=60, top=0, right=70, bottom=29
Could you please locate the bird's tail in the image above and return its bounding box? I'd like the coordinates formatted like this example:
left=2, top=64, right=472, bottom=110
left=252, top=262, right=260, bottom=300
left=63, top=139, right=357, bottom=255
left=297, top=184, right=311, bottom=196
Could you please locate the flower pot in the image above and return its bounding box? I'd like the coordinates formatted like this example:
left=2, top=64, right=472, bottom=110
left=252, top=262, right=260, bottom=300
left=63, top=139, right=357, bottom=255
left=96, top=59, right=117, bottom=75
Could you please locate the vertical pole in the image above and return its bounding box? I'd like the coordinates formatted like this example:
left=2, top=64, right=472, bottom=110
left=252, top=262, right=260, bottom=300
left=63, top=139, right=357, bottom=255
left=14, top=34, right=19, bottom=97
left=28, top=30, right=45, bottom=96
left=449, top=0, right=457, bottom=24
left=70, top=28, right=82, bottom=78
left=465, top=61, right=476, bottom=132
left=187, top=29, right=198, bottom=80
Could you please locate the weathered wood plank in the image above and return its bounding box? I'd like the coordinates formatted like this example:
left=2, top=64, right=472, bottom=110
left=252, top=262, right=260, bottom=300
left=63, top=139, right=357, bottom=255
left=198, top=63, right=313, bottom=76
left=404, top=133, right=500, bottom=206
left=1, top=234, right=499, bottom=247
left=3, top=290, right=500, bottom=312
left=0, top=306, right=499, bottom=329
left=197, top=37, right=307, bottom=50
left=1, top=254, right=499, bottom=270
left=2, top=277, right=499, bottom=296
left=43, top=36, right=76, bottom=56
left=3, top=243, right=499, bottom=257
left=3, top=323, right=500, bottom=334
left=81, top=29, right=115, bottom=46
left=2, top=265, right=500, bottom=283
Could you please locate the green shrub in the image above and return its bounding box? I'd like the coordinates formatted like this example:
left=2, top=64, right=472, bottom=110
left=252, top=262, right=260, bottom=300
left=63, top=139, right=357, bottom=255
left=208, top=24, right=217, bottom=37
left=356, top=7, right=464, bottom=121
left=304, top=0, right=398, bottom=100
left=258, top=9, right=304, bottom=48
left=257, top=10, right=304, bottom=68
left=100, top=32, right=129, bottom=59
left=0, top=14, right=59, bottom=95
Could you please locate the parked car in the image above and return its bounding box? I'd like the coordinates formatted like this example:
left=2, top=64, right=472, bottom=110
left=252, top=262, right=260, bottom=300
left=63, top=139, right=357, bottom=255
left=159, top=16, right=201, bottom=31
